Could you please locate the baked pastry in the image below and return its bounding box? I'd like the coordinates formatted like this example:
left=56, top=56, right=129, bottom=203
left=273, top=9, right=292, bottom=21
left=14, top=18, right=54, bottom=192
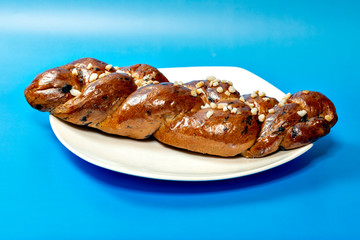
left=25, top=58, right=338, bottom=157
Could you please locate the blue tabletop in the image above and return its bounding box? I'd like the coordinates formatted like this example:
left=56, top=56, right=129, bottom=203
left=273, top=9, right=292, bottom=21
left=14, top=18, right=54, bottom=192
left=1, top=0, right=359, bottom=239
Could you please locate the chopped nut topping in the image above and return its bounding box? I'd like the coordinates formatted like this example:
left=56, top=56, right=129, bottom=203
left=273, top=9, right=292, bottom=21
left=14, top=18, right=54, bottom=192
left=196, top=81, right=204, bottom=88
left=89, top=73, right=98, bottom=82
left=221, top=80, right=227, bottom=83
left=325, top=115, right=333, bottom=122
left=216, top=87, right=224, bottom=93
left=228, top=86, right=236, bottom=93
left=258, top=114, right=265, bottom=122
left=206, top=110, right=214, bottom=118
left=86, top=63, right=93, bottom=70
left=239, top=96, right=245, bottom=102
left=115, top=69, right=125, bottom=74
left=231, top=108, right=237, bottom=114
left=279, top=99, right=287, bottom=106
left=221, top=103, right=228, bottom=107
left=105, top=64, right=112, bottom=71
left=259, top=91, right=266, bottom=97
left=284, top=92, right=291, bottom=100
left=135, top=79, right=142, bottom=86
left=206, top=76, right=216, bottom=81
left=70, top=88, right=81, bottom=97
left=225, top=90, right=231, bottom=96
left=212, top=81, right=219, bottom=87
left=222, top=106, right=228, bottom=112
left=251, top=108, right=258, bottom=115
left=268, top=108, right=275, bottom=114
left=201, top=103, right=211, bottom=109
left=302, top=90, right=310, bottom=94
left=210, top=103, right=217, bottom=109
left=71, top=68, right=78, bottom=76
left=297, top=110, right=307, bottom=117
left=227, top=81, right=233, bottom=86
left=227, top=105, right=233, bottom=111
left=153, top=81, right=159, bottom=84
left=217, top=103, right=228, bottom=110
left=191, top=89, right=197, bottom=97
left=246, top=102, right=255, bottom=108
left=99, top=73, right=107, bottom=78
left=251, top=92, right=258, bottom=98
left=114, top=66, right=120, bottom=70
left=143, top=72, right=156, bottom=82
left=254, top=90, right=259, bottom=94
left=278, top=102, right=284, bottom=108
left=197, top=88, right=205, bottom=95
left=263, top=97, right=270, bottom=101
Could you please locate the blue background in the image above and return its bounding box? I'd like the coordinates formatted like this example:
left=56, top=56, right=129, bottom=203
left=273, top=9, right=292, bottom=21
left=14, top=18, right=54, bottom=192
left=1, top=0, right=359, bottom=239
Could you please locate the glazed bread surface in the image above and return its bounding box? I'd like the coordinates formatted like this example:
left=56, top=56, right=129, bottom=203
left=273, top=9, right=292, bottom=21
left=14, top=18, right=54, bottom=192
left=25, top=58, right=338, bottom=157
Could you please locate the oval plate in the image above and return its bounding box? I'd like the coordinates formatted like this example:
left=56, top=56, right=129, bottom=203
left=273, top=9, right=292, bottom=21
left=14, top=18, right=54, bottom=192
left=50, top=67, right=312, bottom=181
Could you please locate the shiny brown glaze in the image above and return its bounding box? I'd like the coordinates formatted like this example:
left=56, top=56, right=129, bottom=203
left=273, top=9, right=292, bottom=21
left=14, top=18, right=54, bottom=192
left=242, top=103, right=303, bottom=157
left=120, top=63, right=169, bottom=84
left=99, top=83, right=204, bottom=139
left=24, top=67, right=81, bottom=112
left=154, top=102, right=260, bottom=157
left=243, top=94, right=279, bottom=115
left=25, top=58, right=338, bottom=157
left=185, top=80, right=241, bottom=104
left=52, top=73, right=136, bottom=128
left=242, top=91, right=338, bottom=158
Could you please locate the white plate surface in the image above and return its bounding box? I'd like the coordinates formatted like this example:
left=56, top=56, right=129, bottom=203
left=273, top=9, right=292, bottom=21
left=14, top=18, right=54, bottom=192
left=50, top=67, right=312, bottom=181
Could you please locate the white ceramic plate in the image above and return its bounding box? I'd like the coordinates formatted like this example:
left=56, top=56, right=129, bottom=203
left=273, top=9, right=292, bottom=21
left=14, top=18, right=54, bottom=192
left=50, top=67, right=312, bottom=181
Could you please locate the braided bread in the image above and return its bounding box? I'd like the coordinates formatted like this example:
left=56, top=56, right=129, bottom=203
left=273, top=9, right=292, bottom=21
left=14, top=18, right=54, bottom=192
left=24, top=58, right=338, bottom=157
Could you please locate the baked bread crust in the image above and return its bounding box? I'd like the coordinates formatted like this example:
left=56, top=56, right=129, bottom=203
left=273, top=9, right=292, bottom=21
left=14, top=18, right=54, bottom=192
left=25, top=58, right=338, bottom=157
